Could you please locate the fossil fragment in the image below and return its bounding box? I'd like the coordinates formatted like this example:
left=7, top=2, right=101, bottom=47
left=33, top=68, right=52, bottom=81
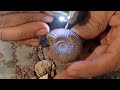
left=35, top=60, right=53, bottom=77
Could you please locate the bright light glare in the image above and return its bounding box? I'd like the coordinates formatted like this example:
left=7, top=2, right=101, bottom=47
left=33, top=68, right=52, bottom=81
left=67, top=16, right=70, bottom=19
left=59, top=16, right=66, bottom=22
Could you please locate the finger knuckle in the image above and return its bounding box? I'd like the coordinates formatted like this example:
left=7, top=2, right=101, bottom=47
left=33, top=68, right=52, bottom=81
left=0, top=28, right=5, bottom=40
left=24, top=14, right=34, bottom=23
left=90, top=16, right=105, bottom=33
left=0, top=15, right=7, bottom=28
left=18, top=30, right=27, bottom=40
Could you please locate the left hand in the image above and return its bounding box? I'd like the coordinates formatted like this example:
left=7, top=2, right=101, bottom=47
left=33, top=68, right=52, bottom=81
left=54, top=11, right=120, bottom=79
left=0, top=11, right=53, bottom=46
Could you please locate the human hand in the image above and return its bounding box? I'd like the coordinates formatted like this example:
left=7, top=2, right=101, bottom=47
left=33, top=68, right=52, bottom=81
left=54, top=11, right=117, bottom=79
left=0, top=11, right=53, bottom=46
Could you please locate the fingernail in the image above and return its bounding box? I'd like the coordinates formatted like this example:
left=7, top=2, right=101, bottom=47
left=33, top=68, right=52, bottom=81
left=35, top=29, right=48, bottom=36
left=42, top=16, right=54, bottom=22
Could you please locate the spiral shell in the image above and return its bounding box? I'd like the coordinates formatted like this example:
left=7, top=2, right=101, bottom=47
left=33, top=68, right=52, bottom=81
left=47, top=28, right=82, bottom=63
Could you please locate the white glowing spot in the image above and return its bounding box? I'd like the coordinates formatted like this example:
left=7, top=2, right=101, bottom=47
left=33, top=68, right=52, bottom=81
left=59, top=16, right=66, bottom=22
left=67, top=16, right=70, bottom=19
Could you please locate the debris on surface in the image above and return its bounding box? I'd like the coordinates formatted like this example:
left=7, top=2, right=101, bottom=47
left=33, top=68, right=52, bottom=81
left=35, top=60, right=54, bottom=77
left=39, top=74, right=48, bottom=79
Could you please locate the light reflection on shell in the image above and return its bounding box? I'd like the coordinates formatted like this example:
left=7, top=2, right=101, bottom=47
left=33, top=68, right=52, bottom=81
left=47, top=28, right=82, bottom=63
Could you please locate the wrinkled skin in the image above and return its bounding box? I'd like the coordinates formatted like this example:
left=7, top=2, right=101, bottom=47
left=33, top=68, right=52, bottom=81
left=2, top=11, right=120, bottom=79
left=0, top=11, right=53, bottom=46
left=53, top=11, right=120, bottom=79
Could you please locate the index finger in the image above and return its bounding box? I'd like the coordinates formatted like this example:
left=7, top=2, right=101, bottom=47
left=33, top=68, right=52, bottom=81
left=0, top=12, right=53, bottom=28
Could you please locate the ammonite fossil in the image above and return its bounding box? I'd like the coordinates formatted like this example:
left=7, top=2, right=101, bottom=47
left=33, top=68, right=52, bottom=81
left=46, top=28, right=82, bottom=63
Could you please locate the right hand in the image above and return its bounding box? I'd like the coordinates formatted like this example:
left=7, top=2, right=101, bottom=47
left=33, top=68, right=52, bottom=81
left=54, top=11, right=116, bottom=79
left=71, top=11, right=115, bottom=40
left=0, top=11, right=54, bottom=46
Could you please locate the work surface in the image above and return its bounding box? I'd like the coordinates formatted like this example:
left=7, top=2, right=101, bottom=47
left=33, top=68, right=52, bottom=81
left=0, top=11, right=119, bottom=79
left=0, top=39, right=120, bottom=79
